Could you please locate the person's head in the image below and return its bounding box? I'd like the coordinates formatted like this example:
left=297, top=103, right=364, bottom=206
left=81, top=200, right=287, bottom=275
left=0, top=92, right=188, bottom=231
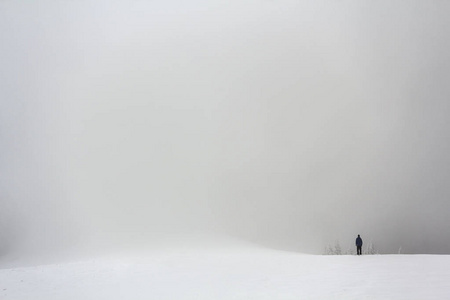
left=358, top=234, right=360, bottom=237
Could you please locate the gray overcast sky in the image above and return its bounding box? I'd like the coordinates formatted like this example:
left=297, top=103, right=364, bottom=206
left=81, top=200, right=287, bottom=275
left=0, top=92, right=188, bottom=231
left=1, top=0, right=450, bottom=256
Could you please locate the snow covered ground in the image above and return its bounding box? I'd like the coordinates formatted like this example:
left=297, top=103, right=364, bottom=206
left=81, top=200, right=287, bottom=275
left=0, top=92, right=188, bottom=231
left=1, top=240, right=450, bottom=300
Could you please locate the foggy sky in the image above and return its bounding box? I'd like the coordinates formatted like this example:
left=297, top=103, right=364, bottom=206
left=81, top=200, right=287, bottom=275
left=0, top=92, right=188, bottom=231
left=1, top=0, right=450, bottom=256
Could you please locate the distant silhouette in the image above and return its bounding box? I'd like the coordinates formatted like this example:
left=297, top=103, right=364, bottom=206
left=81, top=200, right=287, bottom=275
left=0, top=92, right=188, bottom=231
left=356, top=235, right=363, bottom=255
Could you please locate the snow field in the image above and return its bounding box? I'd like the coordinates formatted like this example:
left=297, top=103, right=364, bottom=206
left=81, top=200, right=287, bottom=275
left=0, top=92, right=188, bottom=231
left=1, top=245, right=450, bottom=300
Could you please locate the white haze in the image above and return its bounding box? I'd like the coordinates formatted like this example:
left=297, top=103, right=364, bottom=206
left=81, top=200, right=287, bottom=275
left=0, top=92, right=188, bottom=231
left=1, top=0, right=450, bottom=258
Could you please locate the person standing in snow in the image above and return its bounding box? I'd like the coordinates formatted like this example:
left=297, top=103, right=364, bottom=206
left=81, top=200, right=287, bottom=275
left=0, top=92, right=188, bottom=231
left=356, top=235, right=363, bottom=255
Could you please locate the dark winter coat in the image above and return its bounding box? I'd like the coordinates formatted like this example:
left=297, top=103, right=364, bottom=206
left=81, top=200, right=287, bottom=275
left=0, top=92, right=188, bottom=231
left=356, top=237, right=363, bottom=247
